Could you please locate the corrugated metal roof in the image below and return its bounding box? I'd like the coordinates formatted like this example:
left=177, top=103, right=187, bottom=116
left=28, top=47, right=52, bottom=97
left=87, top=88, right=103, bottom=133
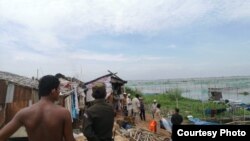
left=85, top=73, right=127, bottom=85
left=0, top=71, right=38, bottom=89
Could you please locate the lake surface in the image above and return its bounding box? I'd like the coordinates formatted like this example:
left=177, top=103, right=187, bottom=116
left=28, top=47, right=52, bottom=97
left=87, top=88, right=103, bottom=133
left=126, top=76, right=250, bottom=104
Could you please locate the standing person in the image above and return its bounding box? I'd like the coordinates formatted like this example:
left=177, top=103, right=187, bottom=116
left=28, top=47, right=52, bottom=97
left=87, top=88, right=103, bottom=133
left=126, top=94, right=132, bottom=116
left=122, top=93, right=128, bottom=116
left=0, top=75, right=75, bottom=141
left=151, top=99, right=158, bottom=119
left=132, top=94, right=140, bottom=121
left=83, top=82, right=115, bottom=141
left=112, top=93, right=119, bottom=116
left=139, top=97, right=146, bottom=121
left=171, top=108, right=183, bottom=126
left=171, top=108, right=183, bottom=141
left=155, top=103, right=162, bottom=133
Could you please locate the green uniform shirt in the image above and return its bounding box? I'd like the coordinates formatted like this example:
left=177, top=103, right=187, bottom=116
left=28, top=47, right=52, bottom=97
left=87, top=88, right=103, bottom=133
left=83, top=99, right=114, bottom=141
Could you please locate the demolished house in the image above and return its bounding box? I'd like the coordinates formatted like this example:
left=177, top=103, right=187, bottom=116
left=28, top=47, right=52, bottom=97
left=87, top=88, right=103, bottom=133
left=0, top=71, right=39, bottom=128
left=84, top=72, right=127, bottom=108
left=55, top=73, right=85, bottom=127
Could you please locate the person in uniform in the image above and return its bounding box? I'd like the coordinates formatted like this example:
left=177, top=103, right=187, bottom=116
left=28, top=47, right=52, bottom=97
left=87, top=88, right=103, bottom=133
left=83, top=82, right=115, bottom=141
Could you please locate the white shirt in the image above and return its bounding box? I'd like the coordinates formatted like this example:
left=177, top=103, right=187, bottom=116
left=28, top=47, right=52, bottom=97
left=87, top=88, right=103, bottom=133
left=126, top=97, right=132, bottom=110
left=132, top=97, right=140, bottom=112
left=152, top=103, right=157, bottom=112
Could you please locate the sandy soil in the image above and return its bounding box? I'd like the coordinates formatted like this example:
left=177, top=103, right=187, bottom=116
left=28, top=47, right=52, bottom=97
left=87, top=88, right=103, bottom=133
left=115, top=112, right=172, bottom=139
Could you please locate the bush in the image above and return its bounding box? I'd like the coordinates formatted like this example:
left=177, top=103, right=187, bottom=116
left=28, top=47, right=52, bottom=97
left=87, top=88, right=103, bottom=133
left=167, top=88, right=182, bottom=101
left=125, top=87, right=142, bottom=97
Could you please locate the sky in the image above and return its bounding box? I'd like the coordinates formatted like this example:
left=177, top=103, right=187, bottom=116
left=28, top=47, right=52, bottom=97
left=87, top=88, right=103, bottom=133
left=0, top=0, right=250, bottom=81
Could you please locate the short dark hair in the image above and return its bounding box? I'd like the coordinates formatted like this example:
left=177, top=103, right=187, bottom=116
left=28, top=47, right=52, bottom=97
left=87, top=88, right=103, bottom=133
left=157, top=103, right=161, bottom=108
left=39, top=75, right=60, bottom=97
left=175, top=108, right=180, bottom=113
left=92, top=82, right=106, bottom=99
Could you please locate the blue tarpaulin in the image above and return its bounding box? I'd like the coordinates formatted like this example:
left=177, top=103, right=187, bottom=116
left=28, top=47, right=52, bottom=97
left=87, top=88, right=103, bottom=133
left=187, top=116, right=220, bottom=125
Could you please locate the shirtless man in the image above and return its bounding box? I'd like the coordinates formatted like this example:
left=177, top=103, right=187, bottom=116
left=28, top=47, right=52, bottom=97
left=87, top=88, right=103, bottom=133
left=0, top=75, right=75, bottom=141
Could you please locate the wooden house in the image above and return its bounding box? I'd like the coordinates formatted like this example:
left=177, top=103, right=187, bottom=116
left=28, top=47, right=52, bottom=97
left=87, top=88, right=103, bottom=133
left=0, top=71, right=38, bottom=127
left=84, top=72, right=127, bottom=107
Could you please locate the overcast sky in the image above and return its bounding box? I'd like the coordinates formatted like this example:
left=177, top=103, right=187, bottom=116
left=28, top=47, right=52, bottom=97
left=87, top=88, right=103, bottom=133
left=1, top=0, right=250, bottom=81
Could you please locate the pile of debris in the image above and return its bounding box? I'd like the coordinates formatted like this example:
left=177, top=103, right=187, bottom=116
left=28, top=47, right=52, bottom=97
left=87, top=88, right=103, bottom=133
left=73, top=125, right=170, bottom=141
left=114, top=117, right=170, bottom=141
left=116, top=128, right=170, bottom=141
left=74, top=116, right=171, bottom=141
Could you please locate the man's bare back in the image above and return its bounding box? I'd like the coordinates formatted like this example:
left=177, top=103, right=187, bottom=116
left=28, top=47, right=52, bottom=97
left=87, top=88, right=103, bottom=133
left=22, top=100, right=73, bottom=141
left=0, top=75, right=75, bottom=141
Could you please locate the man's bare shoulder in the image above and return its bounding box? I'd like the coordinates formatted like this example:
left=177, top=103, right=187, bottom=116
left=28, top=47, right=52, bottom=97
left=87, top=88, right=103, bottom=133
left=16, top=106, right=33, bottom=117
left=55, top=105, right=70, bottom=113
left=18, top=102, right=70, bottom=118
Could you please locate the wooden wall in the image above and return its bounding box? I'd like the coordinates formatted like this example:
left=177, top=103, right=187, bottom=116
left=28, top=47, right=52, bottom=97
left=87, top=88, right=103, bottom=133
left=0, top=80, right=7, bottom=103
left=0, top=81, right=38, bottom=125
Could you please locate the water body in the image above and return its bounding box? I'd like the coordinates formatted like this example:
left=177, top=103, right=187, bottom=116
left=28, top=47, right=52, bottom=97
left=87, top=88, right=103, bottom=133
left=126, top=76, right=250, bottom=104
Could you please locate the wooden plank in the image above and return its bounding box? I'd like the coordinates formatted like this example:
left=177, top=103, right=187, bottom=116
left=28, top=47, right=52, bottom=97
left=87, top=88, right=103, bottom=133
left=0, top=80, right=7, bottom=103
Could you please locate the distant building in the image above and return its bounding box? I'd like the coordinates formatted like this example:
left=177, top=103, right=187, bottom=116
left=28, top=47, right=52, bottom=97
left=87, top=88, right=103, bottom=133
left=208, top=88, right=223, bottom=101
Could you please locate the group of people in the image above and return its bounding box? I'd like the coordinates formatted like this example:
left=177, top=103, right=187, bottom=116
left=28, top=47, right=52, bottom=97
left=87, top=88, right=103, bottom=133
left=0, top=75, right=115, bottom=141
left=151, top=99, right=183, bottom=133
left=0, top=74, right=184, bottom=141
left=122, top=93, right=184, bottom=133
left=121, top=93, right=146, bottom=121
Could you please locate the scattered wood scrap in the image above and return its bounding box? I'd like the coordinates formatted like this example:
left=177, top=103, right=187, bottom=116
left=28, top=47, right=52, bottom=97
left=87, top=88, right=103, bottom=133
left=117, top=128, right=170, bottom=141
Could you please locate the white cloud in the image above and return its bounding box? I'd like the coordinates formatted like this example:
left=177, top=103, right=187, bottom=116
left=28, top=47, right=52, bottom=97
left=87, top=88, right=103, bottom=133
left=216, top=0, right=250, bottom=21
left=1, top=0, right=249, bottom=33
left=70, top=52, right=127, bottom=61
left=0, top=1, right=222, bottom=34
left=1, top=0, right=250, bottom=80
left=1, top=0, right=249, bottom=46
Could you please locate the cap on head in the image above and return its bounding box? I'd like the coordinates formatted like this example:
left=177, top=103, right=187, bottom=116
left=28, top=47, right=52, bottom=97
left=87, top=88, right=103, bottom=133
left=123, top=92, right=127, bottom=95
left=128, top=93, right=131, bottom=97
left=92, top=82, right=106, bottom=99
left=153, top=99, right=157, bottom=102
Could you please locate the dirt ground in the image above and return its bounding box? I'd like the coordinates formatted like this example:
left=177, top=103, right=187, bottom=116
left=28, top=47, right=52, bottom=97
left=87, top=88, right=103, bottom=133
left=115, top=112, right=172, bottom=139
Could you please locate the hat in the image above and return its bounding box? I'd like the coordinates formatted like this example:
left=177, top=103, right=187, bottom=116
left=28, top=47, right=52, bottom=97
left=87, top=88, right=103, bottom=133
left=92, top=82, right=106, bottom=99
left=139, top=97, right=143, bottom=100
left=153, top=99, right=157, bottom=102
left=128, top=93, right=131, bottom=96
left=123, top=92, right=127, bottom=95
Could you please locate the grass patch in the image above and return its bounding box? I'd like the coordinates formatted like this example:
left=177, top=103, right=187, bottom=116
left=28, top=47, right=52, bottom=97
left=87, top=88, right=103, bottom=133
left=128, top=88, right=250, bottom=121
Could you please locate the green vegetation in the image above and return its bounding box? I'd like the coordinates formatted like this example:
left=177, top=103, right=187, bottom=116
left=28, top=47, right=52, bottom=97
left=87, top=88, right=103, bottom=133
left=125, top=87, right=143, bottom=97
left=126, top=87, right=250, bottom=121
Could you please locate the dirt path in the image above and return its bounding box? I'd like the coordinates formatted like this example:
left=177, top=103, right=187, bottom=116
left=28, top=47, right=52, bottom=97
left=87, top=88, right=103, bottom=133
left=115, top=112, right=171, bottom=139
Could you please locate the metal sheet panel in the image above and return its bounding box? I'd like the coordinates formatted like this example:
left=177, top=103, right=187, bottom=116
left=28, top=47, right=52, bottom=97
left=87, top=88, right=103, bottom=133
left=6, top=83, right=15, bottom=103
